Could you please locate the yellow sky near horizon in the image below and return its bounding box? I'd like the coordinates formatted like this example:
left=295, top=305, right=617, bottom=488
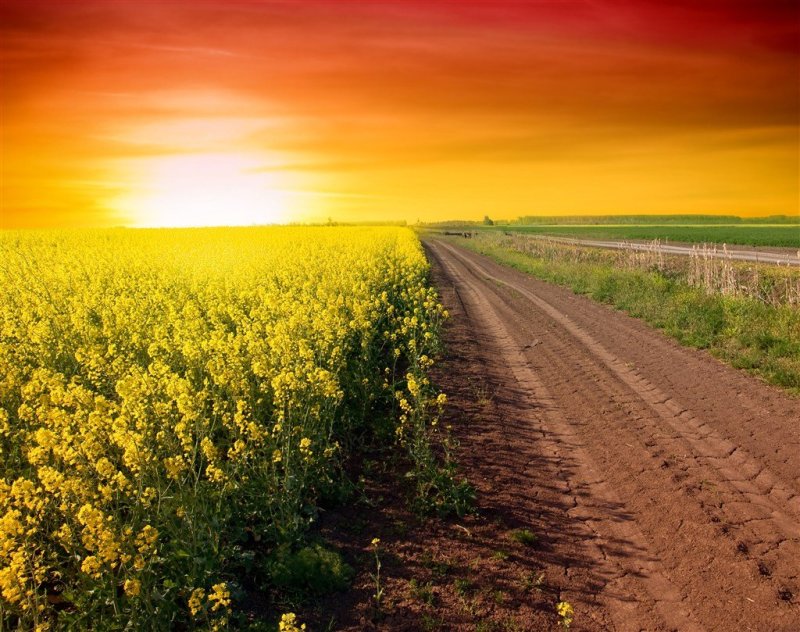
left=1, top=1, right=798, bottom=228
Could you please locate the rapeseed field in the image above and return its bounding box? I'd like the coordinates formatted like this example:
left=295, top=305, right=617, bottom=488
left=0, top=226, right=445, bottom=629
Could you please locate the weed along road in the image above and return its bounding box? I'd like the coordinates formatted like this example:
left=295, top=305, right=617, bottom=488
left=425, top=239, right=800, bottom=631
left=512, top=235, right=800, bottom=266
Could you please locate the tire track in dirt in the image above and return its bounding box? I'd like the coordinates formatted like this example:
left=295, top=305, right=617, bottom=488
left=438, top=241, right=800, bottom=528
left=430, top=242, right=701, bottom=631
left=426, top=239, right=800, bottom=631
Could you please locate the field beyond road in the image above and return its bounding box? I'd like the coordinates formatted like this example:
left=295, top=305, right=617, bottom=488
left=423, top=238, right=800, bottom=630
left=432, top=221, right=800, bottom=248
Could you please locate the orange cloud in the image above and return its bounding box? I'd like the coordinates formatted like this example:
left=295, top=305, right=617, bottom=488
left=2, top=1, right=798, bottom=227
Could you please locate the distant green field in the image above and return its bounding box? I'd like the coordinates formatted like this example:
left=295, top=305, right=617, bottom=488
left=484, top=224, right=800, bottom=248
left=509, top=214, right=800, bottom=226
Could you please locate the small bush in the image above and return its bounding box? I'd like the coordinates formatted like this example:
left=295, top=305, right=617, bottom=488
left=409, top=461, right=476, bottom=518
left=268, top=543, right=354, bottom=599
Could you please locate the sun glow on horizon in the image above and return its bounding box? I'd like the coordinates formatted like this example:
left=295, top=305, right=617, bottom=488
left=113, top=153, right=293, bottom=228
left=2, top=1, right=798, bottom=228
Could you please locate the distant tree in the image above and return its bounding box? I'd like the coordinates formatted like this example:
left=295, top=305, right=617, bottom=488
left=483, top=215, right=494, bottom=226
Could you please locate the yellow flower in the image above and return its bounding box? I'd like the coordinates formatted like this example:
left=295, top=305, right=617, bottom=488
left=123, top=578, right=141, bottom=597
left=80, top=555, right=102, bottom=577
left=371, top=537, right=381, bottom=547
left=0, top=563, right=24, bottom=604
left=135, top=525, right=158, bottom=555
left=33, top=428, right=57, bottom=449
left=206, top=462, right=227, bottom=483
left=279, top=612, right=306, bottom=632
left=188, top=587, right=205, bottom=616
left=164, top=455, right=187, bottom=480
left=299, top=437, right=313, bottom=461
left=556, top=601, right=574, bottom=627
left=272, top=449, right=282, bottom=463
left=201, top=437, right=217, bottom=461
left=94, top=457, right=116, bottom=479
left=208, top=582, right=231, bottom=612
left=406, top=373, right=421, bottom=398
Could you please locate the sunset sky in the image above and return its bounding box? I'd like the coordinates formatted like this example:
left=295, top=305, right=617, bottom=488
left=1, top=0, right=798, bottom=228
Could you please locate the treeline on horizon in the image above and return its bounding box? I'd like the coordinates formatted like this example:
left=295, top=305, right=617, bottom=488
left=425, top=214, right=800, bottom=227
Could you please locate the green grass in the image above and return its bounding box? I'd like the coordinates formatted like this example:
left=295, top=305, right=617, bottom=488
left=509, top=529, right=538, bottom=547
left=458, top=238, right=800, bottom=395
left=510, top=214, right=800, bottom=225
left=268, top=543, right=354, bottom=599
left=483, top=224, right=800, bottom=248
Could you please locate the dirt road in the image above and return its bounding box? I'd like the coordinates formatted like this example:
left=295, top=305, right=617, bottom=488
left=425, top=238, right=800, bottom=631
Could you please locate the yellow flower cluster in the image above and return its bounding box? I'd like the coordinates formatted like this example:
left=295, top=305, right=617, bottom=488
left=0, top=226, right=445, bottom=628
left=279, top=612, right=306, bottom=632
left=556, top=600, right=575, bottom=628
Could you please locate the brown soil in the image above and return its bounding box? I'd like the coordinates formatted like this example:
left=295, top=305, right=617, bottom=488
left=315, top=239, right=799, bottom=631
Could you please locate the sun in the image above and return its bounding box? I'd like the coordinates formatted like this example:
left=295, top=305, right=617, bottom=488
left=114, top=153, right=291, bottom=227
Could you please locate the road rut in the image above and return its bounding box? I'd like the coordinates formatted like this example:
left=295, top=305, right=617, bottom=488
left=426, top=238, right=800, bottom=631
